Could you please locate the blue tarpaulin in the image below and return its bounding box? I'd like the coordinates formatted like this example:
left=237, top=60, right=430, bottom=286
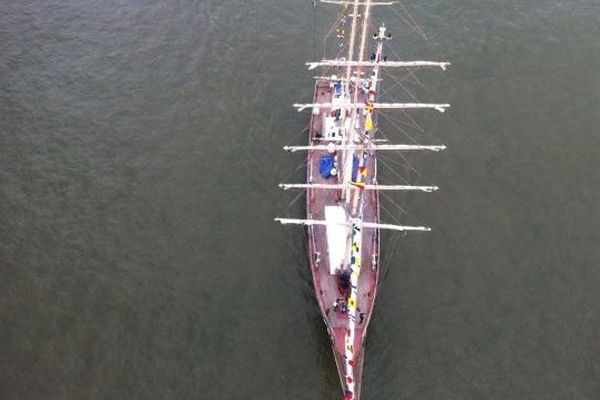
left=334, top=82, right=343, bottom=96
left=319, top=155, right=335, bottom=178
left=352, top=156, right=359, bottom=180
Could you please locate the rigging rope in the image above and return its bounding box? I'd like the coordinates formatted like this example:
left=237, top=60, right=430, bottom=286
left=391, top=2, right=430, bottom=43
left=378, top=111, right=419, bottom=144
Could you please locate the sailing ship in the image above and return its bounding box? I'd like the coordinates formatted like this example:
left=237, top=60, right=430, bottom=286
left=276, top=1, right=449, bottom=399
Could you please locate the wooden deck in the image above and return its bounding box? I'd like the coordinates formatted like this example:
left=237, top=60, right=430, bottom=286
left=306, top=79, right=380, bottom=399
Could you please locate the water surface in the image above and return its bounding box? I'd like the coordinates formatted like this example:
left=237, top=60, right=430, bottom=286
left=0, top=1, right=598, bottom=399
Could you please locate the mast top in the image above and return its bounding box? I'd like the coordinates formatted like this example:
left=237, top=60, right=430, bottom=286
left=377, top=24, right=388, bottom=40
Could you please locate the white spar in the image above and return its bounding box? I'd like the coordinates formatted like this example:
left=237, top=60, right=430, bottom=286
left=278, top=183, right=439, bottom=192
left=283, top=144, right=447, bottom=152
left=293, top=102, right=450, bottom=113
left=274, top=218, right=431, bottom=232
left=307, top=60, right=451, bottom=70
left=319, top=0, right=398, bottom=5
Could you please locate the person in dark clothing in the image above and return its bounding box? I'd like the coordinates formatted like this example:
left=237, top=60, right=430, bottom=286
left=340, top=299, right=348, bottom=313
left=334, top=297, right=348, bottom=313
left=356, top=307, right=365, bottom=324
left=338, top=268, right=351, bottom=296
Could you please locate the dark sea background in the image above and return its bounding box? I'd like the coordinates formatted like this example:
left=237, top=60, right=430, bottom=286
left=1, top=1, right=599, bottom=399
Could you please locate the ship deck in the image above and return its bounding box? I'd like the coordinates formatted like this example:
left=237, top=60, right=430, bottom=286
left=306, top=78, right=380, bottom=399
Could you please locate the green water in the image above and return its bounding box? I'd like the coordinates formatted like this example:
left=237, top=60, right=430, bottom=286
left=1, top=1, right=598, bottom=399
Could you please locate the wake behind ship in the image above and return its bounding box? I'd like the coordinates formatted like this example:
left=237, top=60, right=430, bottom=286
left=276, top=1, right=450, bottom=399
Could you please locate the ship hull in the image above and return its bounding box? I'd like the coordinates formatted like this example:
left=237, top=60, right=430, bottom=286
left=306, top=79, right=381, bottom=399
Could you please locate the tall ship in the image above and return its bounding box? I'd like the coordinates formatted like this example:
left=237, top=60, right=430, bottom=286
left=275, top=1, right=449, bottom=399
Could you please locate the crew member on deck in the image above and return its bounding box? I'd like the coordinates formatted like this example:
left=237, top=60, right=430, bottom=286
left=333, top=298, right=348, bottom=313
left=338, top=268, right=351, bottom=297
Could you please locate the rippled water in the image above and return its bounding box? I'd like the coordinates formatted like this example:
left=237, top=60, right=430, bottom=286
left=1, top=1, right=599, bottom=399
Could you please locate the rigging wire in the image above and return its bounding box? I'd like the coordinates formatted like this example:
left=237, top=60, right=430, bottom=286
left=286, top=188, right=307, bottom=211
left=378, top=152, right=415, bottom=178
left=288, top=1, right=444, bottom=290
left=282, top=157, right=308, bottom=184
left=377, top=97, right=427, bottom=134
left=378, top=111, right=419, bottom=144
left=380, top=192, right=407, bottom=218
left=322, top=7, right=351, bottom=60
left=287, top=123, right=311, bottom=146
left=391, top=2, right=430, bottom=43
left=383, top=69, right=421, bottom=103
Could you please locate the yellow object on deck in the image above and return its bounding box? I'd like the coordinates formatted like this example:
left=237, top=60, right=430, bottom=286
left=348, top=296, right=357, bottom=310
left=364, top=114, right=373, bottom=131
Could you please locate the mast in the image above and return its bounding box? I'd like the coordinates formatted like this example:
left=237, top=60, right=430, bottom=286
left=339, top=0, right=362, bottom=207
left=344, top=0, right=373, bottom=207
left=337, top=3, right=374, bottom=397
left=345, top=0, right=361, bottom=88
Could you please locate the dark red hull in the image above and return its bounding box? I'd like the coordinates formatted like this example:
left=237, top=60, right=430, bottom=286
left=306, top=79, right=381, bottom=400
